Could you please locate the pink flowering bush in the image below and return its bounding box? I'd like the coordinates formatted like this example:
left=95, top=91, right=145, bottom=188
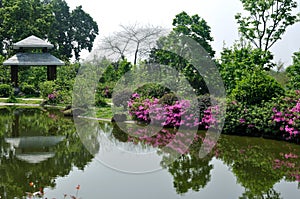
left=271, top=91, right=300, bottom=141
left=128, top=93, right=214, bottom=129
left=222, top=90, right=300, bottom=143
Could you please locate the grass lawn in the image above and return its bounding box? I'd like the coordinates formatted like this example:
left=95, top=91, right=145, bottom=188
left=0, top=98, right=43, bottom=104
left=96, top=105, right=113, bottom=119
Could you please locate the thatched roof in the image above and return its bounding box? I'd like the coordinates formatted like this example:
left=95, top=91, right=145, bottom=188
left=3, top=53, right=65, bottom=66
left=13, top=35, right=53, bottom=49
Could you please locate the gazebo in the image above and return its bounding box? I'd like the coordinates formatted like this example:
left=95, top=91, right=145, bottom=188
left=3, top=35, right=65, bottom=87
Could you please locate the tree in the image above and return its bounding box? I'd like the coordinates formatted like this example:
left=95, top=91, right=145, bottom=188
left=69, top=5, right=99, bottom=60
left=219, top=42, right=274, bottom=94
left=172, top=11, right=215, bottom=57
left=47, top=0, right=73, bottom=60
left=0, top=0, right=54, bottom=55
left=100, top=24, right=165, bottom=65
left=235, top=0, right=300, bottom=51
left=149, top=11, right=216, bottom=95
left=0, top=0, right=99, bottom=60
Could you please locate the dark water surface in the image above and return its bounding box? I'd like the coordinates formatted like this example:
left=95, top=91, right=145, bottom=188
left=0, top=107, right=299, bottom=199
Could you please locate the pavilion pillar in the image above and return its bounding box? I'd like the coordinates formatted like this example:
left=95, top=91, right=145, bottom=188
left=11, top=65, right=18, bottom=87
left=47, top=65, right=57, bottom=80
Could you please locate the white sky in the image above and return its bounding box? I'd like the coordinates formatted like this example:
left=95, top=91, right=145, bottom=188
left=65, top=0, right=300, bottom=66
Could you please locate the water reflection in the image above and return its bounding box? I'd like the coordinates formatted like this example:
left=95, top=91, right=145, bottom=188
left=109, top=122, right=300, bottom=198
left=0, top=107, right=299, bottom=198
left=0, top=107, right=93, bottom=198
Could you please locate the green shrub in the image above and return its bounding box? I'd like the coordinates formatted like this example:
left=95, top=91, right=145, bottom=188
left=95, top=94, right=107, bottom=107
left=97, top=82, right=115, bottom=98
left=223, top=99, right=274, bottom=136
left=231, top=70, right=284, bottom=105
left=159, top=93, right=178, bottom=105
left=20, top=83, right=38, bottom=96
left=135, top=83, right=170, bottom=98
left=0, top=84, right=12, bottom=97
left=39, top=81, right=57, bottom=98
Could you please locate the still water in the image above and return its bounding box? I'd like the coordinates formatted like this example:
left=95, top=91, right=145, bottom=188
left=0, top=107, right=299, bottom=199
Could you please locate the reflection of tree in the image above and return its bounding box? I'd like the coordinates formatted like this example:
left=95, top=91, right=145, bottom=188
left=110, top=122, right=214, bottom=194
left=159, top=135, right=214, bottom=195
left=165, top=153, right=213, bottom=194
left=239, top=188, right=282, bottom=199
left=217, top=135, right=300, bottom=198
left=0, top=108, right=93, bottom=198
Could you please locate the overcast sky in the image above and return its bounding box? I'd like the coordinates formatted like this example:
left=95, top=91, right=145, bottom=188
left=65, top=0, right=300, bottom=66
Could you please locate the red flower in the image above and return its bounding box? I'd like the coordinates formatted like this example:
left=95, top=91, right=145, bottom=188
left=76, top=184, right=80, bottom=190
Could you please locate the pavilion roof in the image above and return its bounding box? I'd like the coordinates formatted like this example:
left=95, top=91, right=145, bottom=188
left=3, top=53, right=65, bottom=66
left=13, top=35, right=54, bottom=49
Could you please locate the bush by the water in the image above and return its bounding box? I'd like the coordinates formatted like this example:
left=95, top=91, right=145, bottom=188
left=0, top=84, right=12, bottom=97
left=20, top=83, right=38, bottom=96
left=231, top=70, right=284, bottom=105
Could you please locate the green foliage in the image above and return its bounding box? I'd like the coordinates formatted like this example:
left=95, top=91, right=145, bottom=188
left=39, top=81, right=56, bottom=99
left=18, top=66, right=47, bottom=88
left=69, top=5, right=99, bottom=60
left=0, top=83, right=12, bottom=97
left=99, top=59, right=132, bottom=84
left=135, top=83, right=170, bottom=98
left=268, top=69, right=289, bottom=88
left=19, top=83, right=38, bottom=96
left=159, top=93, right=178, bottom=105
left=172, top=11, right=215, bottom=57
left=101, top=64, right=118, bottom=83
left=0, top=55, right=10, bottom=84
left=47, top=0, right=72, bottom=60
left=0, top=0, right=99, bottom=60
left=97, top=82, right=115, bottom=98
left=149, top=11, right=215, bottom=95
left=235, top=0, right=300, bottom=51
left=223, top=100, right=274, bottom=136
left=231, top=69, right=284, bottom=105
left=286, top=50, right=300, bottom=90
left=219, top=43, right=274, bottom=94
left=0, top=0, right=54, bottom=55
left=95, top=93, right=107, bottom=107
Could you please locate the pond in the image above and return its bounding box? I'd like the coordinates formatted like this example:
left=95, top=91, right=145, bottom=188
left=0, top=107, right=299, bottom=199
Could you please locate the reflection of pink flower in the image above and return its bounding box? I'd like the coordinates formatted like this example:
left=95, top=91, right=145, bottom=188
left=248, top=124, right=255, bottom=128
left=239, top=118, right=246, bottom=123
left=284, top=153, right=298, bottom=159
left=48, top=113, right=57, bottom=120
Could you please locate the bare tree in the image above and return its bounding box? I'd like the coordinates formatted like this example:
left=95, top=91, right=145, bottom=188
left=99, top=23, right=167, bottom=65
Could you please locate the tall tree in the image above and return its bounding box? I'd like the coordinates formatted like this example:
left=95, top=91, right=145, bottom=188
left=47, top=0, right=73, bottom=61
left=70, top=5, right=98, bottom=61
left=0, top=0, right=54, bottom=55
left=235, top=0, right=300, bottom=51
left=172, top=11, right=215, bottom=57
left=149, top=11, right=215, bottom=95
